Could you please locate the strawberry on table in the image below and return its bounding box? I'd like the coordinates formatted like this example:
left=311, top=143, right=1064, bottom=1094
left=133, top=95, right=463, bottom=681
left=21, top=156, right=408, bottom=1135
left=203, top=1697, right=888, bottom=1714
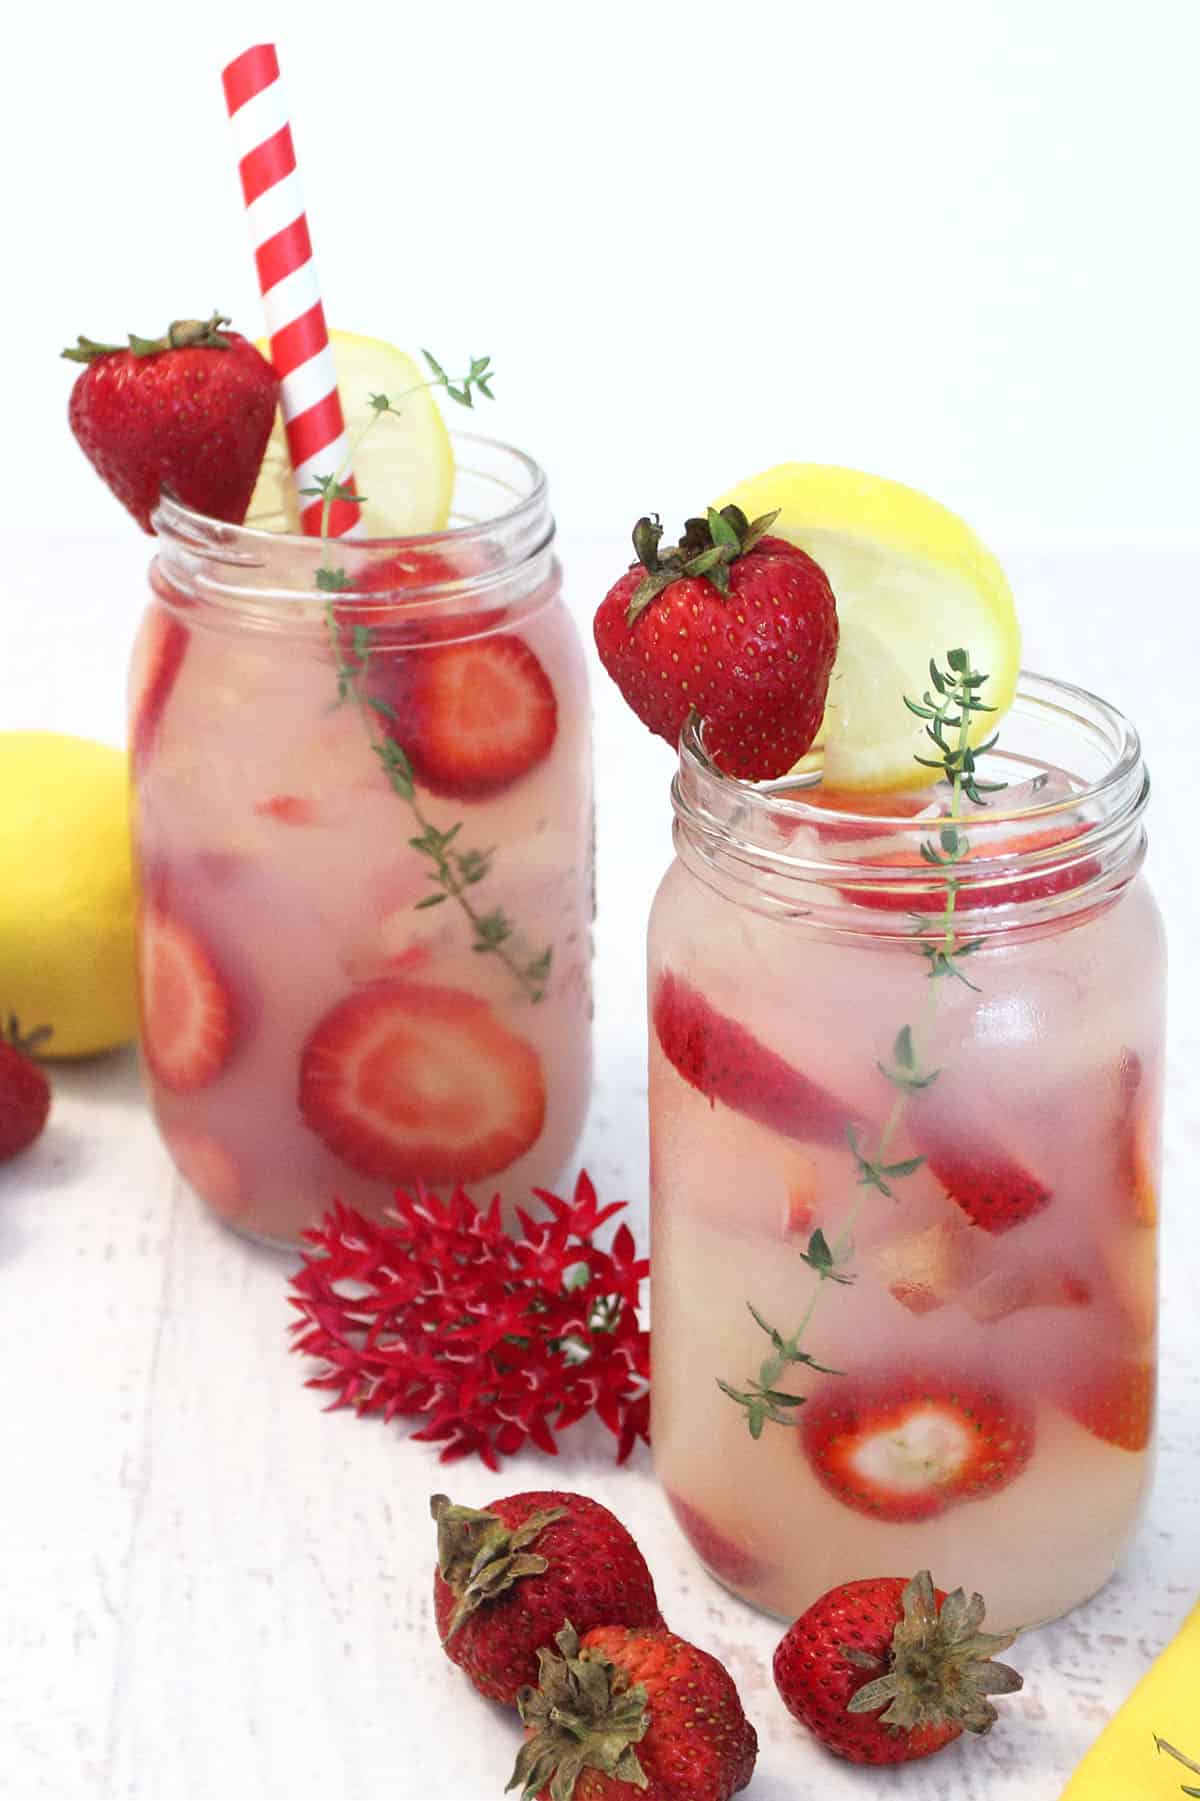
left=594, top=505, right=838, bottom=781
left=298, top=978, right=545, bottom=1184
left=0, top=1019, right=52, bottom=1163
left=431, top=1490, right=660, bottom=1706
left=800, top=1370, right=1035, bottom=1522
left=773, top=1569, right=1022, bottom=1765
left=510, top=1620, right=757, bottom=1801
left=139, top=906, right=238, bottom=1093
left=652, top=971, right=850, bottom=1147
left=64, top=313, right=279, bottom=533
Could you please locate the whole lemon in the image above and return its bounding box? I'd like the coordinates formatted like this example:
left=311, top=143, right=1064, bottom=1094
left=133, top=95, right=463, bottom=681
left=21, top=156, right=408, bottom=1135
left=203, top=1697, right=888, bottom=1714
left=0, top=732, right=138, bottom=1057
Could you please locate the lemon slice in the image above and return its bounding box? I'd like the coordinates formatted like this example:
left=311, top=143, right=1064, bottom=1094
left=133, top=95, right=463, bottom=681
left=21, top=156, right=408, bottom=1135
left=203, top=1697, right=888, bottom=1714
left=247, top=328, right=454, bottom=536
left=714, top=464, right=1021, bottom=791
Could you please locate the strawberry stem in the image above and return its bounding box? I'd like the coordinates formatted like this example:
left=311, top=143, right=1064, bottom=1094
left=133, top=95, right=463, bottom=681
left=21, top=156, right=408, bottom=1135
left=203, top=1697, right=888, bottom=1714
left=61, top=312, right=232, bottom=362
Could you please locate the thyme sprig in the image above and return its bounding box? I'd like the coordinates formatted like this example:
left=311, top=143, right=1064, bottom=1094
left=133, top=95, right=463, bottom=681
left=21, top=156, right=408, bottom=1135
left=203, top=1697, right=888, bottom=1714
left=721, top=648, right=1006, bottom=1435
left=305, top=353, right=551, bottom=1004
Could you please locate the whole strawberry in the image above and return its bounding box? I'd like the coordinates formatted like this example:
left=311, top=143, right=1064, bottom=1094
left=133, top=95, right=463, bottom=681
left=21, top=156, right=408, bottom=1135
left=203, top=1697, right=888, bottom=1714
left=773, top=1570, right=1022, bottom=1765
left=0, top=1019, right=51, bottom=1162
left=431, top=1491, right=660, bottom=1706
left=593, top=505, right=838, bottom=780
left=64, top=313, right=279, bottom=533
left=510, top=1621, right=757, bottom=1801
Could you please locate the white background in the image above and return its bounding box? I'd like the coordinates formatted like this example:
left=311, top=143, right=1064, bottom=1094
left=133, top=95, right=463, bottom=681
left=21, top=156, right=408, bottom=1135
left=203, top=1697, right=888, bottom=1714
left=3, top=8, right=1200, bottom=1800
left=4, top=0, right=1199, bottom=549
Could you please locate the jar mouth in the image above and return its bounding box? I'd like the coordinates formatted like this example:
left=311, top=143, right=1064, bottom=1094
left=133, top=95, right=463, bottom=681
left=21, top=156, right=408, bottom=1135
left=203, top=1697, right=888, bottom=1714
left=151, top=432, right=554, bottom=617
left=673, top=672, right=1149, bottom=926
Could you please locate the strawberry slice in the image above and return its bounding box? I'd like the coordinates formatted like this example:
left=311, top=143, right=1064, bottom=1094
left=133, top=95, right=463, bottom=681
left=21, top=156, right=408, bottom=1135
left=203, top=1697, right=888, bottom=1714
left=906, top=1086, right=1052, bottom=1234
left=1061, top=1357, right=1155, bottom=1452
left=871, top=1219, right=980, bottom=1316
left=961, top=1260, right=1092, bottom=1324
left=130, top=604, right=189, bottom=771
left=139, top=907, right=237, bottom=1092
left=1116, top=1049, right=1160, bottom=1226
left=162, top=1122, right=246, bottom=1222
left=651, top=972, right=850, bottom=1147
left=254, top=794, right=317, bottom=826
left=374, top=634, right=558, bottom=800
left=334, top=548, right=494, bottom=648
left=666, top=1492, right=766, bottom=1588
left=801, top=1371, right=1035, bottom=1522
left=298, top=979, right=546, bottom=1184
left=841, top=822, right=1096, bottom=914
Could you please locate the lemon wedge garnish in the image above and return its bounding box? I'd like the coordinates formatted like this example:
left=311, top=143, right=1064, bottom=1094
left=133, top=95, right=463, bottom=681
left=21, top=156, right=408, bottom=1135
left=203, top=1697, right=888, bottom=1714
left=714, top=464, right=1021, bottom=791
left=247, top=328, right=454, bottom=537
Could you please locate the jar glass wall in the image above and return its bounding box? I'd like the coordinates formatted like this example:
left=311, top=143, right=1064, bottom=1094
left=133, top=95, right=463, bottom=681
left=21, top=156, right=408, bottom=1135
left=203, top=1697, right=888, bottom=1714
left=648, top=677, right=1163, bottom=1633
left=131, top=436, right=593, bottom=1245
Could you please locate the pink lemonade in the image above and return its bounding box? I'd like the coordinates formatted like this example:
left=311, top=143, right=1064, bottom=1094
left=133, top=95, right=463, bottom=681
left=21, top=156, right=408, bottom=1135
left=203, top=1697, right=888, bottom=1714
left=130, top=440, right=593, bottom=1244
left=648, top=682, right=1163, bottom=1634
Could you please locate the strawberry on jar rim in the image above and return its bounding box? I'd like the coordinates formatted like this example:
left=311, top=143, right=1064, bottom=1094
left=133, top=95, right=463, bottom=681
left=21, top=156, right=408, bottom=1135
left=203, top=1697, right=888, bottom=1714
left=773, top=1569, right=1023, bottom=1765
left=593, top=505, right=838, bottom=781
left=63, top=313, right=280, bottom=533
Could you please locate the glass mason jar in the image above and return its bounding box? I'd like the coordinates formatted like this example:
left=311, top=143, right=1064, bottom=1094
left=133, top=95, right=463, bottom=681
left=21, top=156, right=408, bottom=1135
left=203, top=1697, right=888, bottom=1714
left=648, top=676, right=1163, bottom=1634
left=130, top=436, right=593, bottom=1246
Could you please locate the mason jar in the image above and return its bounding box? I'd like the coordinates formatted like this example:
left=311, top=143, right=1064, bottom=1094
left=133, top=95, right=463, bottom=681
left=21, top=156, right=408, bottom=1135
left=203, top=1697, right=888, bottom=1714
left=648, top=678, right=1163, bottom=1633
left=130, top=436, right=592, bottom=1245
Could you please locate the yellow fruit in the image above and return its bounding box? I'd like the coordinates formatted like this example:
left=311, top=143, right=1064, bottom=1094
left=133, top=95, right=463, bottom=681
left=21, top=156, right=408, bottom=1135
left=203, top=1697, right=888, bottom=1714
left=1058, top=1600, right=1200, bottom=1797
left=0, top=733, right=137, bottom=1057
left=714, top=464, right=1021, bottom=791
left=246, top=329, right=455, bottom=537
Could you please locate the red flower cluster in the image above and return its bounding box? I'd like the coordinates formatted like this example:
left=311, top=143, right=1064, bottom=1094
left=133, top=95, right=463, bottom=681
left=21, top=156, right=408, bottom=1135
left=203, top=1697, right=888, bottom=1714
left=288, top=1172, right=651, bottom=1469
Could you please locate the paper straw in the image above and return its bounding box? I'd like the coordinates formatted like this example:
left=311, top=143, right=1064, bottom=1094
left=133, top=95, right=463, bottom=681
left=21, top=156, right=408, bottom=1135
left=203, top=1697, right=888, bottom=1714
left=222, top=43, right=362, bottom=539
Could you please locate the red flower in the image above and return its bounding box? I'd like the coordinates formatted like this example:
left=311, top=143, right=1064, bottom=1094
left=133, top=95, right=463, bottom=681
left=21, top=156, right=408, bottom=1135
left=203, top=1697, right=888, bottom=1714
left=288, top=1172, right=651, bottom=1470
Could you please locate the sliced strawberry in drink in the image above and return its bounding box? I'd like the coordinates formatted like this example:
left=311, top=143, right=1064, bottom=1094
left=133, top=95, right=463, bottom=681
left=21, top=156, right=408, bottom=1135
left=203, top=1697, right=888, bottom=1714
left=1060, top=1356, right=1155, bottom=1452
left=666, top=1492, right=766, bottom=1588
left=1116, top=1049, right=1161, bottom=1226
left=139, top=906, right=237, bottom=1092
left=162, top=1121, right=246, bottom=1222
left=871, top=1219, right=980, bottom=1316
left=651, top=972, right=850, bottom=1148
left=780, top=1152, right=820, bottom=1236
left=374, top=634, right=558, bottom=800
left=961, top=1260, right=1093, bottom=1324
left=254, top=793, right=317, bottom=826
left=842, top=822, right=1096, bottom=914
left=335, top=549, right=502, bottom=652
left=298, top=979, right=546, bottom=1184
left=907, top=1090, right=1052, bottom=1234
left=129, top=606, right=189, bottom=770
left=800, top=1370, right=1035, bottom=1522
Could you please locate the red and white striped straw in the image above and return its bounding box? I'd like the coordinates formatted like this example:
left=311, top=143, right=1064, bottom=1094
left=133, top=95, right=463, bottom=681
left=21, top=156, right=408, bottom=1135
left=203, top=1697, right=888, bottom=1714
left=221, top=43, right=362, bottom=539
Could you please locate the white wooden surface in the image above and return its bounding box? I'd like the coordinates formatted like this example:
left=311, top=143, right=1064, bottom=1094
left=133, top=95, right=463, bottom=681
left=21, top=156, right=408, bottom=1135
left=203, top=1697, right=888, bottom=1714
left=1, top=535, right=1197, bottom=1801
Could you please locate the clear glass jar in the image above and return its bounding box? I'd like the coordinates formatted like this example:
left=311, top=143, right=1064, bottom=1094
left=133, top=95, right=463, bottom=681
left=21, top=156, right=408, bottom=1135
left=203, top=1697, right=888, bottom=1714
left=131, top=436, right=592, bottom=1245
left=648, top=675, right=1163, bottom=1633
